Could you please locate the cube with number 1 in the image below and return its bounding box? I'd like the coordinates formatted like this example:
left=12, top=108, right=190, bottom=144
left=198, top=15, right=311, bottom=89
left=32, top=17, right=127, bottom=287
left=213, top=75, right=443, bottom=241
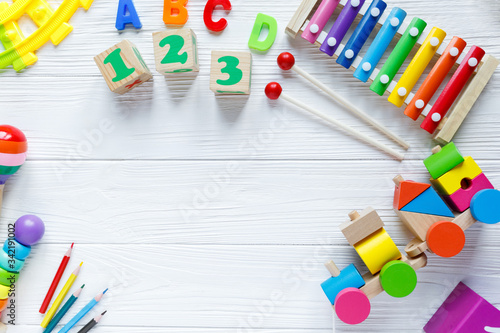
left=210, top=51, right=252, bottom=95
left=153, top=28, right=199, bottom=74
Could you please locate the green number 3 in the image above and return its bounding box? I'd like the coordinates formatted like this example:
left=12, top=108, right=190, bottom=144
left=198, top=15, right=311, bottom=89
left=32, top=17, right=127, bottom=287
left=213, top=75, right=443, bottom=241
left=217, top=56, right=243, bottom=86
left=160, top=35, right=188, bottom=65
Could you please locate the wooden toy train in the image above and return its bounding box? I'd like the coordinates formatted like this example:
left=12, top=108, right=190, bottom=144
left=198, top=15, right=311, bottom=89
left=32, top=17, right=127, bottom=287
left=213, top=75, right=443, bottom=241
left=286, top=0, right=499, bottom=144
left=322, top=142, right=500, bottom=324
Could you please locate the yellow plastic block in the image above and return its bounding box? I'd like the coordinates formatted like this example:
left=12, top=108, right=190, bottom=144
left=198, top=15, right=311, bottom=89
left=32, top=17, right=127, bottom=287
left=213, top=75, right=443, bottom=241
left=20, top=0, right=74, bottom=45
left=353, top=228, right=401, bottom=275
left=431, top=156, right=482, bottom=195
left=388, top=27, right=446, bottom=107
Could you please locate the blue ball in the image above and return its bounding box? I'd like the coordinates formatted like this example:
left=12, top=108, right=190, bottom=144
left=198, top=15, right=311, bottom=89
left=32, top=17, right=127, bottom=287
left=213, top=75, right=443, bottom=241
left=3, top=239, right=31, bottom=260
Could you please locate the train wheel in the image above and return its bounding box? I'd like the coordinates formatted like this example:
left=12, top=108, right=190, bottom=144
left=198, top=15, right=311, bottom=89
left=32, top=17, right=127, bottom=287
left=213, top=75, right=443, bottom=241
left=334, top=288, right=370, bottom=325
left=426, top=221, right=465, bottom=257
left=471, top=189, right=500, bottom=224
left=380, top=260, right=417, bottom=297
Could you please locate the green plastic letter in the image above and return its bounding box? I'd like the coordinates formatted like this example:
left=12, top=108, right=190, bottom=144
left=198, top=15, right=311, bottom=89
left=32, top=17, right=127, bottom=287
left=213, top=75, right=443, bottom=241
left=248, top=13, right=278, bottom=52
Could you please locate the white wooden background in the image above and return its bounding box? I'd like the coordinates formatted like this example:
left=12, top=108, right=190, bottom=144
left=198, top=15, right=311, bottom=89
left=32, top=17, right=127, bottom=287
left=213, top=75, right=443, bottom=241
left=0, top=0, right=500, bottom=332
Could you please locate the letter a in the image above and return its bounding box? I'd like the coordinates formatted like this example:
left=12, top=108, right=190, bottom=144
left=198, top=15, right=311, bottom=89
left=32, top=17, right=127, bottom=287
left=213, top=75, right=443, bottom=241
left=116, top=0, right=142, bottom=30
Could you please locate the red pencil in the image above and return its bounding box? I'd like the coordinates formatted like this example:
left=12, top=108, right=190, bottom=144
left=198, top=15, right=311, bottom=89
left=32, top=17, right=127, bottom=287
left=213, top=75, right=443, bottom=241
left=39, top=243, right=74, bottom=314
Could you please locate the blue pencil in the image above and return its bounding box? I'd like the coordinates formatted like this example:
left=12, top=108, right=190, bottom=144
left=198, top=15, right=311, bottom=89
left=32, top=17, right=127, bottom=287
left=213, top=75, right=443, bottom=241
left=43, top=284, right=85, bottom=333
left=58, top=288, right=108, bottom=333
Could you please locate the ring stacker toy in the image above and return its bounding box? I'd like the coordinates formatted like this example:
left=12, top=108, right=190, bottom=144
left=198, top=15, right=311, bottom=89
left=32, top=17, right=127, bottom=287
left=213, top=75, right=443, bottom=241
left=277, top=52, right=409, bottom=150
left=265, top=82, right=405, bottom=160
left=286, top=0, right=499, bottom=144
left=0, top=125, right=27, bottom=216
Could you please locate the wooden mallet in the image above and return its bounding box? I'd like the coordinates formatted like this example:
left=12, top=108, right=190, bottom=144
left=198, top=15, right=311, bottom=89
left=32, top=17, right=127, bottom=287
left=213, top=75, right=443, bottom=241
left=277, top=52, right=410, bottom=150
left=265, top=82, right=405, bottom=161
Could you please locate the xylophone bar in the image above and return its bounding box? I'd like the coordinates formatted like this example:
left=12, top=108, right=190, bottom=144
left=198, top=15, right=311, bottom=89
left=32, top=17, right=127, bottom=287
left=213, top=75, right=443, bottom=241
left=421, top=46, right=485, bottom=134
left=405, top=37, right=467, bottom=121
left=302, top=0, right=340, bottom=43
left=353, top=7, right=406, bottom=82
left=319, top=0, right=365, bottom=56
left=336, top=0, right=386, bottom=69
left=370, top=17, right=427, bottom=96
left=387, top=27, right=446, bottom=108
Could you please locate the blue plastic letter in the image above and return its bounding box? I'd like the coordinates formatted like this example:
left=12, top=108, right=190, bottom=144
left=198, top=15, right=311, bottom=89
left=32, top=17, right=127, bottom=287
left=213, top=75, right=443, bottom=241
left=116, top=0, right=142, bottom=30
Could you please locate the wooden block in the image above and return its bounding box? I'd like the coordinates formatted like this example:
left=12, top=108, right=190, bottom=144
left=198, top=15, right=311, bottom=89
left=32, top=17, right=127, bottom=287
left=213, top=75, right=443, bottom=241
left=393, top=175, right=431, bottom=210
left=210, top=51, right=252, bottom=95
left=430, top=156, right=482, bottom=195
left=320, top=263, right=365, bottom=305
left=94, top=40, right=152, bottom=94
left=153, top=28, right=199, bottom=75
left=339, top=207, right=384, bottom=247
left=453, top=209, right=476, bottom=231
left=360, top=253, right=427, bottom=299
left=424, top=143, right=464, bottom=179
left=396, top=210, right=453, bottom=241
left=401, top=187, right=454, bottom=217
left=434, top=54, right=500, bottom=145
left=354, top=228, right=401, bottom=275
left=444, top=173, right=494, bottom=212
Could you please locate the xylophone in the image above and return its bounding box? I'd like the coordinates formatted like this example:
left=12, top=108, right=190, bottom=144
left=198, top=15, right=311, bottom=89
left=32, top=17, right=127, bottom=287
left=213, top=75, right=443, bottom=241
left=286, top=0, right=499, bottom=144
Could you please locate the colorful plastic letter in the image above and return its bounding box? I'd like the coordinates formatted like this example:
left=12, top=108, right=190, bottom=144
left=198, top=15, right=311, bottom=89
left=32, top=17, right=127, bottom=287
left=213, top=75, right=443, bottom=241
left=116, top=0, right=142, bottom=30
left=353, top=7, right=406, bottom=82
left=204, top=0, right=232, bottom=32
left=248, top=13, right=278, bottom=52
left=163, top=0, right=189, bottom=26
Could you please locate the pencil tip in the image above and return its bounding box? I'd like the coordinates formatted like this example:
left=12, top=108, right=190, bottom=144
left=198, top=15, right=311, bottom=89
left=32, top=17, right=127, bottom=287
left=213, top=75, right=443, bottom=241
left=103, top=288, right=108, bottom=294
left=80, top=262, right=83, bottom=266
left=101, top=310, right=107, bottom=315
left=71, top=243, right=74, bottom=249
left=81, top=284, right=85, bottom=288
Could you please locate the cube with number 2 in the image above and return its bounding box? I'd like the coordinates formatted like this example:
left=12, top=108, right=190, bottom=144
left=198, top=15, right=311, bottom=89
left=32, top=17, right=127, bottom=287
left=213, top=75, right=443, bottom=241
left=153, top=28, right=199, bottom=74
left=210, top=51, right=252, bottom=95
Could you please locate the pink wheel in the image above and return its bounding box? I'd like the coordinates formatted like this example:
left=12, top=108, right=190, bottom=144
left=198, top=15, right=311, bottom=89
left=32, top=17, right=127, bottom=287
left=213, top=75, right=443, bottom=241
left=334, top=288, right=370, bottom=325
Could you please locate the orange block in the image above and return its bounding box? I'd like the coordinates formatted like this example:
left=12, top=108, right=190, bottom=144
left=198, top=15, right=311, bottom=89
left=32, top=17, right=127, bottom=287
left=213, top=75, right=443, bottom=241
left=163, top=0, right=189, bottom=25
left=393, top=180, right=431, bottom=210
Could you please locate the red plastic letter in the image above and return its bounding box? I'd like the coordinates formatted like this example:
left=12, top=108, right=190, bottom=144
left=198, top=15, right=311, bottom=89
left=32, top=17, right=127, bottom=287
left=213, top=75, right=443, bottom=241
left=163, top=0, right=189, bottom=25
left=204, top=0, right=232, bottom=32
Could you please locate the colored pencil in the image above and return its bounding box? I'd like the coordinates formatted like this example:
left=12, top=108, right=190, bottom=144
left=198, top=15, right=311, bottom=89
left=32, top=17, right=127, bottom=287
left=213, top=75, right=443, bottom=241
left=41, top=263, right=83, bottom=328
left=77, top=310, right=107, bottom=333
left=58, top=289, right=108, bottom=333
left=40, top=243, right=74, bottom=314
left=43, top=285, right=84, bottom=333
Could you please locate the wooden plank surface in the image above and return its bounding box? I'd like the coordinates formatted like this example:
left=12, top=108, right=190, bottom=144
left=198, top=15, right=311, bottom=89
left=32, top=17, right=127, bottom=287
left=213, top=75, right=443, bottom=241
left=0, top=0, right=499, bottom=332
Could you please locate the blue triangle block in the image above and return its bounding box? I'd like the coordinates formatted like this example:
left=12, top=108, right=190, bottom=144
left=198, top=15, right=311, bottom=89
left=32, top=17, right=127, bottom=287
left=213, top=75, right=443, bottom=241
left=401, top=187, right=454, bottom=218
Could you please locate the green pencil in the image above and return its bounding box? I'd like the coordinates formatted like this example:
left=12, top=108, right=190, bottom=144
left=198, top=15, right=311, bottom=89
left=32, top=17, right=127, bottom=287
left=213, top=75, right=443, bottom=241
left=43, top=284, right=85, bottom=333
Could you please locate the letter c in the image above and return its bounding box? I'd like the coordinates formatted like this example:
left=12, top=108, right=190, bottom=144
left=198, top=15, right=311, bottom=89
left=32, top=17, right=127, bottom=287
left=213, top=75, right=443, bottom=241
left=203, top=0, right=232, bottom=32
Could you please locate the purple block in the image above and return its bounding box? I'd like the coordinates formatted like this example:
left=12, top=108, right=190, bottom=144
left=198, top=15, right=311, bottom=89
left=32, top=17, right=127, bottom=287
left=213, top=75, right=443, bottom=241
left=424, top=282, right=500, bottom=332
left=319, top=0, right=365, bottom=56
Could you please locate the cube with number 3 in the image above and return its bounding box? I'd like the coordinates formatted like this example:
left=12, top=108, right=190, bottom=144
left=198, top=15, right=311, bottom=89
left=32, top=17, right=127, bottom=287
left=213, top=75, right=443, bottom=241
left=94, top=39, right=152, bottom=94
left=153, top=28, right=199, bottom=74
left=210, top=51, right=252, bottom=95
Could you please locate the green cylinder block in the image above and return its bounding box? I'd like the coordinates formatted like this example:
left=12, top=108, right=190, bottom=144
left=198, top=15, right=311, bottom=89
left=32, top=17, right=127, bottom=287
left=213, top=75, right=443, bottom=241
left=424, top=142, right=464, bottom=179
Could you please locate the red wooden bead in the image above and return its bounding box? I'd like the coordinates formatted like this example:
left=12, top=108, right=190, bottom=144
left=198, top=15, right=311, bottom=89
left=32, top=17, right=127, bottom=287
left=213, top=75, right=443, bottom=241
left=0, top=125, right=26, bottom=143
left=277, top=52, right=295, bottom=70
left=265, top=82, right=282, bottom=100
left=203, top=0, right=232, bottom=32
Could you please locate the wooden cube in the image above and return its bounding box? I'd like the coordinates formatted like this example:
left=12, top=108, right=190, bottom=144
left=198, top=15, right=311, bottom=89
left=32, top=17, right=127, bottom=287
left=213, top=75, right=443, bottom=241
left=153, top=28, right=199, bottom=75
left=210, top=51, right=252, bottom=95
left=339, top=207, right=384, bottom=247
left=94, top=40, right=152, bottom=94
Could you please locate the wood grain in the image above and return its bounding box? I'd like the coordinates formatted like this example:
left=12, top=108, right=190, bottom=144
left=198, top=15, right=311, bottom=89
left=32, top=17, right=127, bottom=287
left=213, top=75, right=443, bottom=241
left=0, top=0, right=499, bottom=332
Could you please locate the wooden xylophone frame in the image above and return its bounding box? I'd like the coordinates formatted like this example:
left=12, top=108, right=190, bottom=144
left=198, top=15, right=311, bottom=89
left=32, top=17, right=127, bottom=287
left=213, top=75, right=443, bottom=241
left=286, top=0, right=499, bottom=145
